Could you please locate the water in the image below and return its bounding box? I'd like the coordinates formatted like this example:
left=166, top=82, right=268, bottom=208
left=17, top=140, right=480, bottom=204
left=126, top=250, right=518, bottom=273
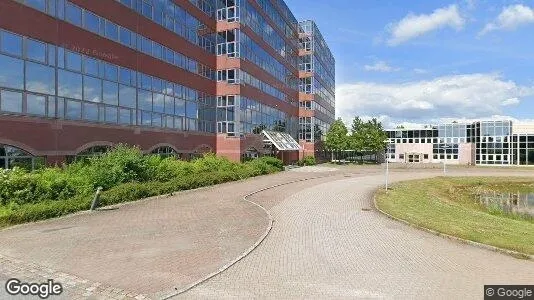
left=477, top=191, right=534, bottom=217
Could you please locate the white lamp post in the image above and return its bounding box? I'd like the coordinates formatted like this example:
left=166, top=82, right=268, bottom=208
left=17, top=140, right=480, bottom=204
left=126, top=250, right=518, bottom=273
left=384, top=139, right=390, bottom=192
left=440, top=144, right=451, bottom=175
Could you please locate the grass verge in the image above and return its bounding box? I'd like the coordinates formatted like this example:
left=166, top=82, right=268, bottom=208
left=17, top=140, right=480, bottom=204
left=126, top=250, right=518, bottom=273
left=375, top=176, right=534, bottom=256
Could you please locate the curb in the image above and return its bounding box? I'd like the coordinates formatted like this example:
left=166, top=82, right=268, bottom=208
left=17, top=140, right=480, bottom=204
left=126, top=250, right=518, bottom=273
left=372, top=190, right=533, bottom=261
left=161, top=173, right=342, bottom=299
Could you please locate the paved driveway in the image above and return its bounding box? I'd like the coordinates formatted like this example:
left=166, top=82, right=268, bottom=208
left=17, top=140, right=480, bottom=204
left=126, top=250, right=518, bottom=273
left=182, top=169, right=534, bottom=299
left=0, top=167, right=533, bottom=299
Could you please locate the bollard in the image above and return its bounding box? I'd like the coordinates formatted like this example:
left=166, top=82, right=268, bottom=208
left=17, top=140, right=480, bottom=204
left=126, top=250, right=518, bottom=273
left=90, top=187, right=103, bottom=211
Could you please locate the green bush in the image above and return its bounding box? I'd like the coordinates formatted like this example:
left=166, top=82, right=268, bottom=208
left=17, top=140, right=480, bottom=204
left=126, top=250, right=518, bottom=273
left=297, top=156, right=316, bottom=166
left=0, top=147, right=284, bottom=227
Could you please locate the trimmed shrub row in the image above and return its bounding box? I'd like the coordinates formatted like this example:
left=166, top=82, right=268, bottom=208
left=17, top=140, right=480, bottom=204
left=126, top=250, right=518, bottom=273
left=0, top=145, right=284, bottom=227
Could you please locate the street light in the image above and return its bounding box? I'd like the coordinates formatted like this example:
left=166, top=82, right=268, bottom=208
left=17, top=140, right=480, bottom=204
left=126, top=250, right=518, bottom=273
left=383, top=139, right=390, bottom=192
left=439, top=144, right=451, bottom=175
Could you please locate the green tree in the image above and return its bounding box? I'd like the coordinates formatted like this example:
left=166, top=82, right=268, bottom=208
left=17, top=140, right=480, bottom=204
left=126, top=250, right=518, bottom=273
left=348, top=117, right=388, bottom=163
left=365, top=118, right=388, bottom=161
left=325, top=118, right=349, bottom=161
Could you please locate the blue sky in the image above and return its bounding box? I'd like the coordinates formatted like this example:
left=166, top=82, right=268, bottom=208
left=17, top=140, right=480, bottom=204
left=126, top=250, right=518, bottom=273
left=286, top=0, right=534, bottom=128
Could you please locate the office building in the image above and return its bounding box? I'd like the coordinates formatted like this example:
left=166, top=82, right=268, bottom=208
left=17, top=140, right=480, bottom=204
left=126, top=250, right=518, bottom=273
left=386, top=120, right=534, bottom=166
left=0, top=0, right=335, bottom=169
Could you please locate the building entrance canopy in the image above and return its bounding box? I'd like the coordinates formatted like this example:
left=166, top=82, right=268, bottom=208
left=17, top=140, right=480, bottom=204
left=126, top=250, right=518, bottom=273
left=262, top=130, right=301, bottom=151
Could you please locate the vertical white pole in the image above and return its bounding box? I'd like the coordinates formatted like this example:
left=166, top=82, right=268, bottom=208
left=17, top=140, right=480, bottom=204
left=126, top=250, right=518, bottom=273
left=386, top=144, right=389, bottom=192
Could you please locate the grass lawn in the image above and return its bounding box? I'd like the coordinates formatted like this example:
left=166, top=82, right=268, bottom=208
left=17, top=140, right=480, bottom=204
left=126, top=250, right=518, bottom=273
left=375, top=176, right=534, bottom=256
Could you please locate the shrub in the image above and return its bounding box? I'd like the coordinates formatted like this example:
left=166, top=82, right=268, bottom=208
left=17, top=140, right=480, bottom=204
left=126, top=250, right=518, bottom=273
left=0, top=147, right=284, bottom=227
left=299, top=156, right=316, bottom=166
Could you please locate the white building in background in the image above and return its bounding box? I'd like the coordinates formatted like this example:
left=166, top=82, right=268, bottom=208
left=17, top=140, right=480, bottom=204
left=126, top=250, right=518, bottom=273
left=386, top=120, right=534, bottom=166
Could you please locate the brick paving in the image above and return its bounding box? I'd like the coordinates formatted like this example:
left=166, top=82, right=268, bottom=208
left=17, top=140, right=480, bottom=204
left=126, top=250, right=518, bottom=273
left=1, top=167, right=533, bottom=299
left=182, top=169, right=534, bottom=299
left=0, top=169, right=358, bottom=299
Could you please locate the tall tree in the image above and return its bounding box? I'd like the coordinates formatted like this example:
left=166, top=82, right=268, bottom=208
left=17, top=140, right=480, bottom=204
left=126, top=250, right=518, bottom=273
left=325, top=118, right=349, bottom=161
left=349, top=116, right=365, bottom=153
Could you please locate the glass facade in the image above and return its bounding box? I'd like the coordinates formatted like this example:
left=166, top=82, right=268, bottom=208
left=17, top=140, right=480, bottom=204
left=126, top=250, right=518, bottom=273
left=1, top=0, right=335, bottom=165
left=386, top=120, right=534, bottom=166
left=298, top=20, right=335, bottom=143
left=0, top=29, right=215, bottom=132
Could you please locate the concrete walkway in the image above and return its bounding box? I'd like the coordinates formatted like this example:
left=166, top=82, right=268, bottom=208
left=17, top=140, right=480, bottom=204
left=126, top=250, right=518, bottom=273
left=0, top=167, right=533, bottom=299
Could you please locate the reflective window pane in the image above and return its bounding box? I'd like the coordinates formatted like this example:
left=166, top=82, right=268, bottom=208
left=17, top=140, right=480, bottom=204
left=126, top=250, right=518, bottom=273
left=105, top=21, right=118, bottom=41
left=26, top=0, right=46, bottom=12
left=153, top=93, right=164, bottom=113
left=84, top=57, right=99, bottom=76
left=138, top=90, right=152, bottom=110
left=175, top=98, right=185, bottom=116
left=1, top=31, right=23, bottom=56
left=58, top=69, right=83, bottom=99
left=65, top=50, right=82, bottom=71
left=83, top=75, right=102, bottom=102
left=104, top=63, right=117, bottom=81
left=26, top=94, right=47, bottom=116
left=65, top=100, right=81, bottom=119
left=1, top=90, right=23, bottom=113
left=186, top=101, right=197, bottom=118
left=66, top=3, right=82, bottom=26
left=119, top=108, right=131, bottom=124
left=102, top=81, right=118, bottom=105
left=83, top=102, right=99, bottom=121
left=26, top=62, right=55, bottom=95
left=84, top=11, right=100, bottom=33
left=119, top=27, right=132, bottom=47
left=119, top=84, right=136, bottom=108
left=0, top=54, right=24, bottom=89
left=47, top=45, right=56, bottom=66
left=119, top=67, right=131, bottom=85
left=26, top=38, right=46, bottom=63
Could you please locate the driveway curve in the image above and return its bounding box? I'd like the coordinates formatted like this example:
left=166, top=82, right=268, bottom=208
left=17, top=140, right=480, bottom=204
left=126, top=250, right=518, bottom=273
left=182, top=170, right=534, bottom=299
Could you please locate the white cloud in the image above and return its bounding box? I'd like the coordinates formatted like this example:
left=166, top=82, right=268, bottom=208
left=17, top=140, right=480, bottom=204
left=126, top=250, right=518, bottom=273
left=387, top=5, right=465, bottom=45
left=336, top=73, right=534, bottom=127
left=363, top=61, right=400, bottom=72
left=501, top=97, right=520, bottom=106
left=465, top=0, right=476, bottom=10
left=480, top=4, right=534, bottom=35
left=413, top=68, right=429, bottom=74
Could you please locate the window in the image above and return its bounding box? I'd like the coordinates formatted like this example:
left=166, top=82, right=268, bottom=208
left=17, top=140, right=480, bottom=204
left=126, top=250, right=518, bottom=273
left=186, top=101, right=197, bottom=118
left=83, top=102, right=99, bottom=121
left=65, top=100, right=81, bottom=119
left=1, top=31, right=23, bottom=56
left=26, top=38, right=46, bottom=63
left=0, top=144, right=44, bottom=171
left=142, top=1, right=153, bottom=18
left=105, top=21, right=119, bottom=41
left=102, top=81, right=118, bottom=105
left=84, top=57, right=99, bottom=77
left=119, top=108, right=131, bottom=124
left=119, top=67, right=132, bottom=85
left=66, top=3, right=82, bottom=26
left=26, top=94, right=47, bottom=116
left=105, top=106, right=118, bottom=123
left=1, top=90, right=23, bottom=113
left=58, top=69, right=83, bottom=99
left=119, top=85, right=136, bottom=108
left=138, top=90, right=152, bottom=110
left=399, top=154, right=404, bottom=160
left=26, top=62, right=55, bottom=95
left=84, top=11, right=100, bottom=33
left=83, top=75, right=102, bottom=102
left=423, top=154, right=429, bottom=159
left=153, top=93, right=164, bottom=113
left=119, top=27, right=132, bottom=47
left=26, top=0, right=47, bottom=12
left=65, top=50, right=82, bottom=72
left=104, top=63, right=118, bottom=81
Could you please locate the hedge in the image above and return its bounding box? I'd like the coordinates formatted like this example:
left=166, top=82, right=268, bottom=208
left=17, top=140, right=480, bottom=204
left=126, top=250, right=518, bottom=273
left=0, top=145, right=284, bottom=227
